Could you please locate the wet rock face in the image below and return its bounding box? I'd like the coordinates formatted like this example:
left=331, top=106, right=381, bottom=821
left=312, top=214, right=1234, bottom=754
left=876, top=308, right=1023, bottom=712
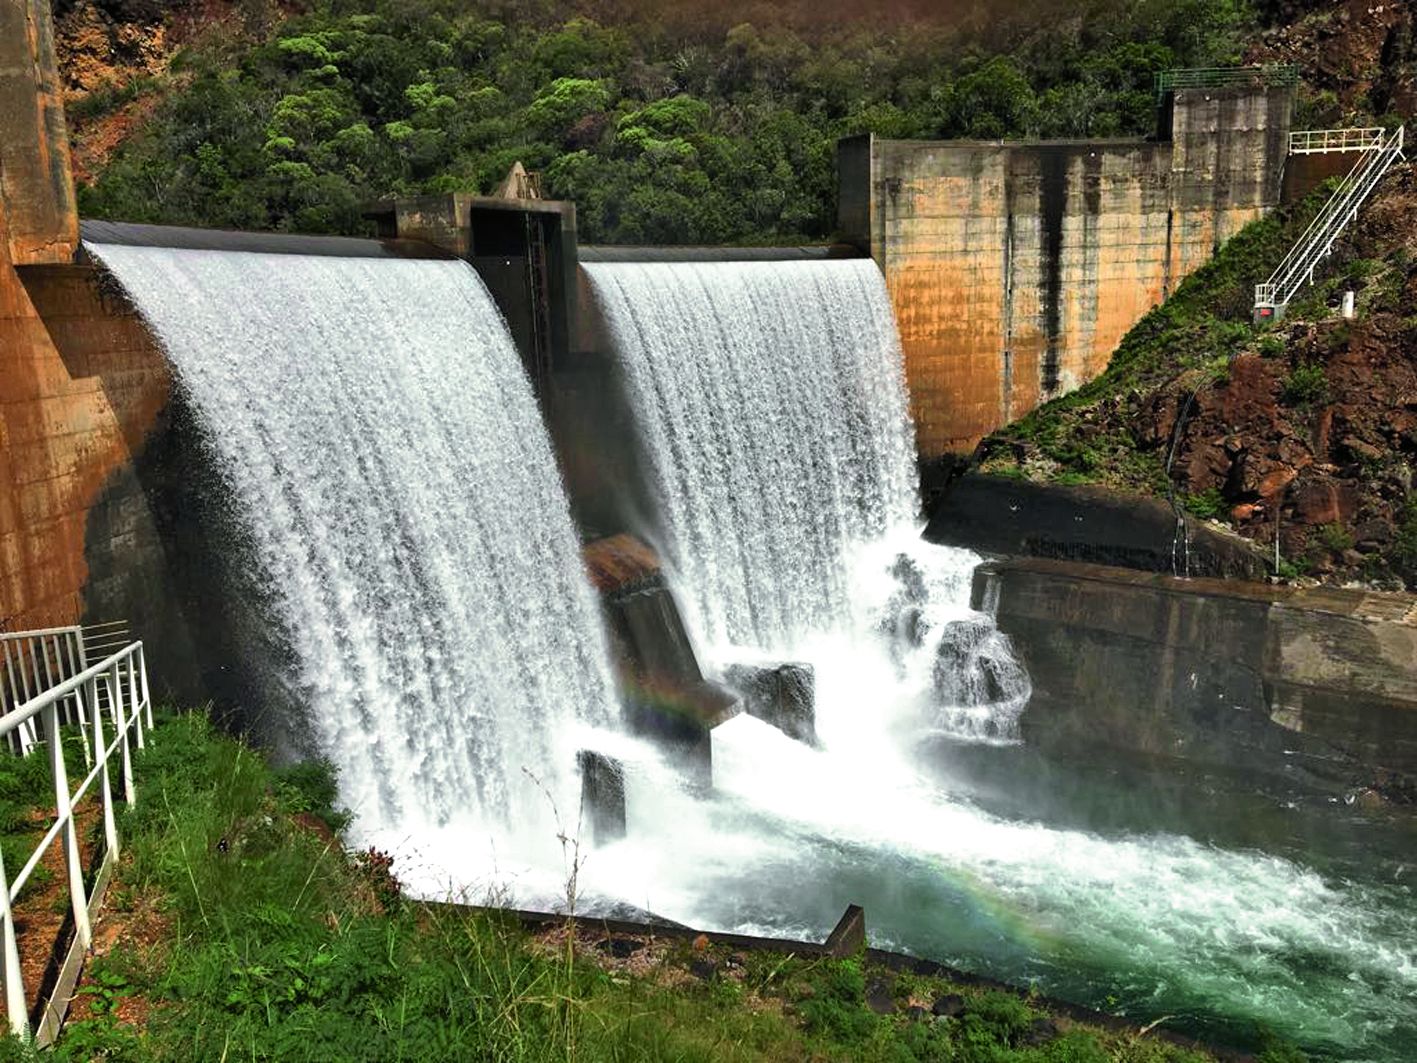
left=578, top=750, right=627, bottom=846
left=722, top=662, right=818, bottom=747
left=932, top=619, right=1010, bottom=704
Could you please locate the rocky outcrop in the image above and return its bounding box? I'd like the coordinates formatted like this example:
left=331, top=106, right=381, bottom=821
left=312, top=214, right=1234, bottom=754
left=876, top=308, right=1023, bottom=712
left=53, top=0, right=176, bottom=97
left=1247, top=0, right=1417, bottom=120
left=52, top=0, right=286, bottom=183
left=1162, top=306, right=1417, bottom=584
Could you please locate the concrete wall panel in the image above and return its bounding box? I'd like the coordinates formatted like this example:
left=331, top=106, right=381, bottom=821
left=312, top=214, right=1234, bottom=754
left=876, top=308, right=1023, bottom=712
left=0, top=0, right=78, bottom=266
left=986, top=557, right=1417, bottom=781
left=847, top=86, right=1294, bottom=457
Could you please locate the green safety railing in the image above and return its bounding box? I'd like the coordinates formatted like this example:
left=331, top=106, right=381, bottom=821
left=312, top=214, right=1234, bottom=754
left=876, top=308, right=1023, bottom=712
left=1155, top=65, right=1299, bottom=99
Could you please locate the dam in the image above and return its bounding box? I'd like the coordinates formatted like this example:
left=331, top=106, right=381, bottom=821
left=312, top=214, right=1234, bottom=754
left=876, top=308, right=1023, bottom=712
left=2, top=2, right=1416, bottom=1058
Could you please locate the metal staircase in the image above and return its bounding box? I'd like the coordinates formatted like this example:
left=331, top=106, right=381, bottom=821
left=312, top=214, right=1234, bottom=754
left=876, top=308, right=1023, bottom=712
left=1254, top=125, right=1406, bottom=321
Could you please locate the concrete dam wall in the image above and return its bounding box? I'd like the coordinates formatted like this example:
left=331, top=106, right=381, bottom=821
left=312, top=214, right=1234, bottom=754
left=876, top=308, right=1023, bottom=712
left=838, top=83, right=1295, bottom=457
left=0, top=0, right=188, bottom=660
left=983, top=558, right=1417, bottom=785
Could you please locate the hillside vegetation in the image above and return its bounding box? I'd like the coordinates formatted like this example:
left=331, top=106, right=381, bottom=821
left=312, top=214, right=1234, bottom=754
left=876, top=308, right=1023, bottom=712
left=66, top=0, right=1258, bottom=242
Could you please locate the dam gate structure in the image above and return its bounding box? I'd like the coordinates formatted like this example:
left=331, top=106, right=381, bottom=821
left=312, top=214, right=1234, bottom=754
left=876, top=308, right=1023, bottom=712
left=838, top=69, right=1298, bottom=459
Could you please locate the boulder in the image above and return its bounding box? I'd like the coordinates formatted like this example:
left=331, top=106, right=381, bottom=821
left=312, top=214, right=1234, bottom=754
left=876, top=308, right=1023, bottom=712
left=1293, top=477, right=1358, bottom=525
left=577, top=750, right=626, bottom=845
left=865, top=977, right=896, bottom=1015
left=931, top=993, right=966, bottom=1018
left=722, top=661, right=817, bottom=746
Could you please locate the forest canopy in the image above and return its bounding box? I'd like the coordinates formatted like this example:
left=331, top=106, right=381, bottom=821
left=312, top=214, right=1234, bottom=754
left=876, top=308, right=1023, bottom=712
left=77, top=0, right=1254, bottom=243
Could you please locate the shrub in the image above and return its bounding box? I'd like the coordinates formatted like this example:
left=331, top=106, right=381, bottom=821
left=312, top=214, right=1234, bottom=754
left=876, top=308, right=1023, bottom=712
left=1257, top=334, right=1285, bottom=358
left=1316, top=522, right=1354, bottom=553
left=1281, top=362, right=1329, bottom=406
left=1184, top=487, right=1227, bottom=520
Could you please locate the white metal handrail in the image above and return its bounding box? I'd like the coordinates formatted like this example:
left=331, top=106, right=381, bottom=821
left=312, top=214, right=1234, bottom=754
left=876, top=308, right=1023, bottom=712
left=1289, top=128, right=1386, bottom=155
left=0, top=629, right=89, bottom=759
left=0, top=640, right=152, bottom=1042
left=1255, top=125, right=1406, bottom=315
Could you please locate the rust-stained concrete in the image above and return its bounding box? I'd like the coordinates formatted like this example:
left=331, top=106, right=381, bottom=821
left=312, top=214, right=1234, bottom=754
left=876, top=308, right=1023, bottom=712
left=0, top=0, right=78, bottom=266
left=841, top=85, right=1294, bottom=457
left=0, top=0, right=175, bottom=641
left=1282, top=148, right=1370, bottom=203
left=0, top=246, right=174, bottom=632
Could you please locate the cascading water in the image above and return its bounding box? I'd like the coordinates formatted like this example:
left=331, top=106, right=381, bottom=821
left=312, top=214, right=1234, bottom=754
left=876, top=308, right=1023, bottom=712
left=88, top=243, right=617, bottom=844
left=87, top=241, right=1417, bottom=1059
left=584, top=258, right=1029, bottom=736
left=583, top=260, right=920, bottom=650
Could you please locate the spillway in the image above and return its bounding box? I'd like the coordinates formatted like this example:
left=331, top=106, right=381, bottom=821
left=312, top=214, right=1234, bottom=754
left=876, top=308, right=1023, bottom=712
left=584, top=259, right=920, bottom=650
left=87, top=243, right=617, bottom=834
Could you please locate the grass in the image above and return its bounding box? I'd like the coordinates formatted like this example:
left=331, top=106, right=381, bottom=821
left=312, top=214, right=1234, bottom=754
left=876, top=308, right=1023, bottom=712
left=0, top=712, right=1285, bottom=1062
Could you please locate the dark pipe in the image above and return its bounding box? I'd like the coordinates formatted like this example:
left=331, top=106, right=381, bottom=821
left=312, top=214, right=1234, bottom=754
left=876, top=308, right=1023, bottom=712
left=77, top=220, right=455, bottom=260
left=578, top=243, right=863, bottom=263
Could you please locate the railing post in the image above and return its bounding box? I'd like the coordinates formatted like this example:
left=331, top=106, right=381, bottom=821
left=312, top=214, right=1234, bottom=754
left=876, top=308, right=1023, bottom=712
left=2, top=642, right=34, bottom=757
left=0, top=840, right=28, bottom=1041
left=71, top=681, right=93, bottom=770
left=62, top=631, right=89, bottom=735
left=95, top=673, right=119, bottom=863
left=112, top=660, right=135, bottom=807
left=47, top=701, right=91, bottom=950
left=127, top=652, right=145, bottom=752
left=138, top=645, right=153, bottom=731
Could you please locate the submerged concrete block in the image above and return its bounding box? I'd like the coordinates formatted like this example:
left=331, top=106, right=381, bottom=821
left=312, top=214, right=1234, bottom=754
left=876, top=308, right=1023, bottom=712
left=622, top=680, right=738, bottom=791
left=723, top=662, right=818, bottom=747
left=577, top=750, right=626, bottom=845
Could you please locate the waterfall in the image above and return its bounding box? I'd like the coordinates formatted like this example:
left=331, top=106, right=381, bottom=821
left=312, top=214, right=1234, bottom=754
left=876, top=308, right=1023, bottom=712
left=88, top=243, right=617, bottom=835
left=583, top=259, right=920, bottom=651
left=585, top=258, right=1028, bottom=738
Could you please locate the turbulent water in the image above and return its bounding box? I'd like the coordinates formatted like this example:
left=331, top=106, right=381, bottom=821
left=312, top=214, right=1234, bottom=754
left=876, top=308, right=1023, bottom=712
left=586, top=258, right=1029, bottom=740
left=88, top=243, right=617, bottom=835
left=584, top=259, right=920, bottom=650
